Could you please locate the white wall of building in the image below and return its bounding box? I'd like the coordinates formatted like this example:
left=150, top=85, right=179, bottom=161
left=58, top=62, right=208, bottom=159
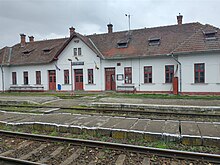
left=7, top=63, right=55, bottom=90
left=1, top=39, right=220, bottom=94
left=179, top=53, right=220, bottom=93
left=56, top=37, right=101, bottom=91
left=101, top=56, right=176, bottom=92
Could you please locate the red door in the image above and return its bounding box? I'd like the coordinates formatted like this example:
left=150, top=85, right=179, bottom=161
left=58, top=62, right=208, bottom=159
left=74, top=69, right=83, bottom=90
left=48, top=70, right=56, bottom=90
left=105, top=68, right=116, bottom=91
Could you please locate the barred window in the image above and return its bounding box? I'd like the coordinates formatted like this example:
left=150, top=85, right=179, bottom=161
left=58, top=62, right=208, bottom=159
left=88, top=69, right=94, bottom=84
left=64, top=70, right=69, bottom=84
left=195, top=63, right=205, bottom=83
left=36, top=71, right=41, bottom=85
left=165, top=65, right=174, bottom=83
left=124, top=67, right=132, bottom=84
left=144, top=66, right=152, bottom=83
left=12, top=72, right=17, bottom=85
left=23, top=71, right=29, bottom=85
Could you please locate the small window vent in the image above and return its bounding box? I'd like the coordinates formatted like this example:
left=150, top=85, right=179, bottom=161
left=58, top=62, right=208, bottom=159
left=203, top=31, right=217, bottom=40
left=148, top=38, right=160, bottom=46
left=42, top=48, right=51, bottom=54
left=22, top=49, right=34, bottom=55
left=117, top=39, right=129, bottom=48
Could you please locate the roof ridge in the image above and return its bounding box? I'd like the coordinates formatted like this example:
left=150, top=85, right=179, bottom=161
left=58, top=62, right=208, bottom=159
left=88, top=22, right=202, bottom=37
left=170, top=24, right=206, bottom=54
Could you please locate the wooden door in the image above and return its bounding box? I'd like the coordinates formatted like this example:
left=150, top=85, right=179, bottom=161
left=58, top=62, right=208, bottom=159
left=105, top=68, right=116, bottom=91
left=74, top=69, right=83, bottom=90
left=48, top=70, right=56, bottom=90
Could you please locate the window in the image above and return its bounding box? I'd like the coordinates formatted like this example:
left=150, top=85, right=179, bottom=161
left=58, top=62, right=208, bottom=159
left=165, top=65, right=174, bottom=83
left=117, top=39, right=129, bottom=48
left=23, top=71, right=28, bottom=85
left=74, top=48, right=77, bottom=56
left=36, top=71, right=41, bottom=85
left=73, top=48, right=82, bottom=56
left=203, top=31, right=217, bottom=40
left=144, top=66, right=152, bottom=83
left=78, top=48, right=82, bottom=56
left=88, top=69, right=94, bottom=84
left=64, top=70, right=69, bottom=84
left=148, top=38, right=160, bottom=46
left=124, top=67, right=132, bottom=84
left=12, top=72, right=17, bottom=85
left=195, top=63, right=205, bottom=83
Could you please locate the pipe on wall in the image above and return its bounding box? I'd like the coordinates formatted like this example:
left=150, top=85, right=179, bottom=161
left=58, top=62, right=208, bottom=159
left=167, top=53, right=182, bottom=94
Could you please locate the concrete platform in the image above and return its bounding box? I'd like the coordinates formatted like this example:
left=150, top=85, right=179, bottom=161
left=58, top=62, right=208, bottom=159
left=0, top=111, right=219, bottom=147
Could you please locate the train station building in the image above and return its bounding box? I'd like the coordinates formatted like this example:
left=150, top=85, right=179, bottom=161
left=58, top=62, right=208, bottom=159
left=0, top=15, right=220, bottom=94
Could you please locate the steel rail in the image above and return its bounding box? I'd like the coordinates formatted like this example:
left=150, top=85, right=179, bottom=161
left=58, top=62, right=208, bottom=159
left=0, top=130, right=220, bottom=163
left=0, top=104, right=219, bottom=118
left=0, top=155, right=43, bottom=165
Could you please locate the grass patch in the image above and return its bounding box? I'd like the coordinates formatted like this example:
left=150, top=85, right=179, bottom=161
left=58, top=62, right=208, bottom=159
left=1, top=91, right=220, bottom=100
left=113, top=93, right=220, bottom=100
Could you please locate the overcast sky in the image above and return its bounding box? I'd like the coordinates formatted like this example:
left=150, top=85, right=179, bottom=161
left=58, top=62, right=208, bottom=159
left=0, top=0, right=219, bottom=49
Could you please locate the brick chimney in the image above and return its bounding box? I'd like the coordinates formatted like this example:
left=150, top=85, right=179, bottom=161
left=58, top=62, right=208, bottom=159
left=107, top=23, right=113, bottom=33
left=177, top=13, right=183, bottom=25
left=29, top=36, right=34, bottom=42
left=69, top=27, right=75, bottom=36
left=20, top=34, right=26, bottom=47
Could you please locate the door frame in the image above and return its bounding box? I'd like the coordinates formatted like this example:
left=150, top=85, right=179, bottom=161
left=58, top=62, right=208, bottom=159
left=105, top=67, right=116, bottom=91
left=48, top=70, right=56, bottom=90
left=74, top=69, right=84, bottom=90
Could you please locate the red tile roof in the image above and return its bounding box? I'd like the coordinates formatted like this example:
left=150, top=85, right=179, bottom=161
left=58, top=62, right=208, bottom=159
left=0, top=22, right=220, bottom=66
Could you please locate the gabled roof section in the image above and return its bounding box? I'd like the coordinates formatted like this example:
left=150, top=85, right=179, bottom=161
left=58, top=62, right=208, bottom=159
left=9, top=38, right=68, bottom=66
left=1, top=22, right=220, bottom=66
left=88, top=23, right=205, bottom=59
left=53, top=32, right=104, bottom=60
left=0, top=46, right=12, bottom=65
left=173, top=24, right=220, bottom=54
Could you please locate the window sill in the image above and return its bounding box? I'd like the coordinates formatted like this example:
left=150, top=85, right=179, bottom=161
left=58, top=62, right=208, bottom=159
left=141, top=83, right=155, bottom=85
left=122, top=83, right=135, bottom=85
left=162, top=83, right=172, bottom=84
left=62, top=84, right=70, bottom=86
left=85, top=83, right=96, bottom=85
left=190, top=83, right=208, bottom=85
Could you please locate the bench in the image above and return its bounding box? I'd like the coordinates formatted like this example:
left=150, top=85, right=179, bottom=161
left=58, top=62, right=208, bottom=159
left=117, top=85, right=136, bottom=93
left=9, top=85, right=44, bottom=92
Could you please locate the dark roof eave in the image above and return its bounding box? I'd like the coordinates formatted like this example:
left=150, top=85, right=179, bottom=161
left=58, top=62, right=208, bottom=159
left=9, top=61, right=52, bottom=67
left=172, top=49, right=220, bottom=56
left=104, top=53, right=169, bottom=60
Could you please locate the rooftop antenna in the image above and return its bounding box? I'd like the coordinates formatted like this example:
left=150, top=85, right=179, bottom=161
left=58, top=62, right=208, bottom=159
left=125, top=13, right=131, bottom=32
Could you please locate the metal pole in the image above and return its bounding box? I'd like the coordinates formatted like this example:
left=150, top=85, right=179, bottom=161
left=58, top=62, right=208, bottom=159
left=68, top=59, right=74, bottom=95
left=71, top=62, right=74, bottom=95
left=125, top=14, right=131, bottom=32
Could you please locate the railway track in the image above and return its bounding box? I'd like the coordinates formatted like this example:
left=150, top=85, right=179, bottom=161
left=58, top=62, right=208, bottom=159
left=0, top=104, right=220, bottom=121
left=0, top=130, right=219, bottom=165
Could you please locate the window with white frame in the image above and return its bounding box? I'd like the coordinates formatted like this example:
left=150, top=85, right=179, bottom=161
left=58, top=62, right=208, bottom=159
left=73, top=48, right=82, bottom=56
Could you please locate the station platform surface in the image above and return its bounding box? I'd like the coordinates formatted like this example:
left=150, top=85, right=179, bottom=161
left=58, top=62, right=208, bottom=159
left=0, top=110, right=219, bottom=147
left=0, top=94, right=220, bottom=146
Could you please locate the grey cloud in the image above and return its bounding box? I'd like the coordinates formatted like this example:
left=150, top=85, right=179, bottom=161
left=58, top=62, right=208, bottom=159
left=0, top=0, right=220, bottom=49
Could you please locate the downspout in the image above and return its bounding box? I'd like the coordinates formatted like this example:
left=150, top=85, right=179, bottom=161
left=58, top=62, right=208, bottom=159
left=167, top=53, right=182, bottom=94
left=0, top=65, right=4, bottom=93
